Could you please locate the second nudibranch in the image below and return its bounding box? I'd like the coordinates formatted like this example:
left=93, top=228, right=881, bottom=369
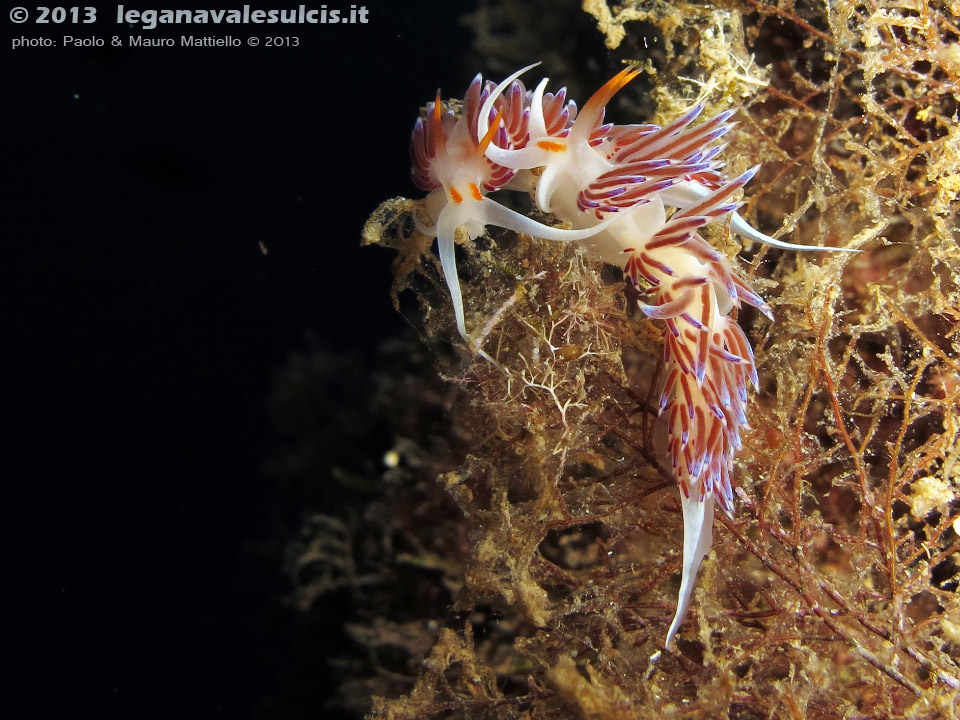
left=408, top=63, right=856, bottom=647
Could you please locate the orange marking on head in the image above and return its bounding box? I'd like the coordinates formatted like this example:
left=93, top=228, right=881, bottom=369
left=607, top=67, right=640, bottom=99
left=536, top=140, right=566, bottom=152
left=565, top=66, right=640, bottom=143
left=468, top=183, right=483, bottom=201
left=449, top=187, right=463, bottom=204
left=432, top=89, right=442, bottom=127
left=475, top=108, right=504, bottom=158
left=580, top=66, right=640, bottom=122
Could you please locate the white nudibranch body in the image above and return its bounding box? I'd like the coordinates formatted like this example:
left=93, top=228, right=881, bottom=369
left=408, top=62, right=857, bottom=647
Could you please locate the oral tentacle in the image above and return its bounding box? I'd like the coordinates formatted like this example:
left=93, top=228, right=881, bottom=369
left=477, top=61, right=542, bottom=139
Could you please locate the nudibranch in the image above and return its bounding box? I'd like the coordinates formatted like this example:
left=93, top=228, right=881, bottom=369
left=408, top=63, right=856, bottom=647
left=410, top=70, right=629, bottom=340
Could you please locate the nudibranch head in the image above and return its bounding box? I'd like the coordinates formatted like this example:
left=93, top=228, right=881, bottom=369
left=410, top=77, right=513, bottom=207
left=478, top=65, right=632, bottom=216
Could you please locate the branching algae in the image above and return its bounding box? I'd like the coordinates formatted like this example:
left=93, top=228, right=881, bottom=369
left=314, top=1, right=960, bottom=717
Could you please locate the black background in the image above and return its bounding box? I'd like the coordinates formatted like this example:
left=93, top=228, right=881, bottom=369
left=6, top=2, right=468, bottom=716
